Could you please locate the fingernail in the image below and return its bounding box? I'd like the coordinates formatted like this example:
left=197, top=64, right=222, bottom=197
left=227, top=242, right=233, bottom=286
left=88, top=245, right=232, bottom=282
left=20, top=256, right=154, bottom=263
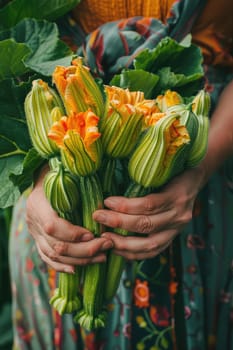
left=64, top=266, right=75, bottom=274
left=104, top=198, right=118, bottom=209
left=94, top=213, right=106, bottom=224
left=81, top=233, right=93, bottom=241
left=102, top=240, right=113, bottom=250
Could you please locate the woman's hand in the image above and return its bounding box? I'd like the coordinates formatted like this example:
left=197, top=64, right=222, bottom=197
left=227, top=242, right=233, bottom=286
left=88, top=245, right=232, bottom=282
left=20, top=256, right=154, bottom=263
left=93, top=167, right=205, bottom=260
left=26, top=167, right=113, bottom=273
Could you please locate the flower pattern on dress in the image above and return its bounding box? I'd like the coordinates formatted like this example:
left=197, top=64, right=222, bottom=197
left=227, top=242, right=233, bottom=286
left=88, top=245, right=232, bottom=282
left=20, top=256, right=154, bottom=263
left=134, top=279, right=150, bottom=308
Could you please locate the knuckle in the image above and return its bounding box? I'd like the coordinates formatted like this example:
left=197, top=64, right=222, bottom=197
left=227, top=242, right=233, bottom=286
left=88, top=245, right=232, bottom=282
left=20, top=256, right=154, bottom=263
left=136, top=215, right=154, bottom=234
left=116, top=200, right=128, bottom=213
left=142, top=196, right=155, bottom=213
left=113, top=214, right=123, bottom=228
left=54, top=241, right=68, bottom=255
left=43, top=221, right=56, bottom=236
left=109, top=214, right=123, bottom=229
left=86, top=245, right=97, bottom=257
left=67, top=229, right=78, bottom=242
left=47, top=250, right=58, bottom=261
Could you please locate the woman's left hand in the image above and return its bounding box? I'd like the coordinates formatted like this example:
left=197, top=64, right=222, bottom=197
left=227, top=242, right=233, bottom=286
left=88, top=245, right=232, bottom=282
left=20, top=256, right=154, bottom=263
left=93, top=167, right=204, bottom=260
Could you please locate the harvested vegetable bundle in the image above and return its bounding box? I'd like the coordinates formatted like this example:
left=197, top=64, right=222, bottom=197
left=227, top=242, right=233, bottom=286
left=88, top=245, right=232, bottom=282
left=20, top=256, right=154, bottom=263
left=104, top=90, right=210, bottom=301
left=24, top=56, right=210, bottom=331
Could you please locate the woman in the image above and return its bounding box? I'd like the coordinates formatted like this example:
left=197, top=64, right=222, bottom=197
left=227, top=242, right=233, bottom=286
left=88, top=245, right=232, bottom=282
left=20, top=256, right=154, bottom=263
left=9, top=0, right=233, bottom=349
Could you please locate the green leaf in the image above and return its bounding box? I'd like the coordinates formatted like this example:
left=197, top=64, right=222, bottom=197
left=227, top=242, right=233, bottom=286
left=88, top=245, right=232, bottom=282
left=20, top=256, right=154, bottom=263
left=112, top=36, right=204, bottom=97
left=110, top=69, right=160, bottom=98
left=0, top=0, right=81, bottom=30
left=0, top=149, right=44, bottom=208
left=134, top=37, right=203, bottom=77
left=26, top=55, right=74, bottom=77
left=0, top=39, right=31, bottom=79
left=0, top=18, right=73, bottom=76
left=0, top=78, right=33, bottom=118
left=153, top=66, right=203, bottom=96
left=10, top=148, right=45, bottom=194
left=0, top=80, right=32, bottom=158
left=0, top=156, right=23, bottom=208
left=0, top=116, right=31, bottom=157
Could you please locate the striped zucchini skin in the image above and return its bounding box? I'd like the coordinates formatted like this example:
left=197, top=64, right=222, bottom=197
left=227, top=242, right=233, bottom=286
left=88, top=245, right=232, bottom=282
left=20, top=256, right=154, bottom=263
left=44, top=160, right=82, bottom=315
left=43, top=162, right=80, bottom=222
left=74, top=174, right=107, bottom=330
left=24, top=79, right=64, bottom=158
left=101, top=157, right=118, bottom=197
left=50, top=270, right=82, bottom=314
left=104, top=182, right=150, bottom=302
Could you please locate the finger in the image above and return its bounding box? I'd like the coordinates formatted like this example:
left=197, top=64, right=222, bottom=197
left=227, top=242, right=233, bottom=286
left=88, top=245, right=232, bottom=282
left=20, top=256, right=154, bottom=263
left=102, top=230, right=177, bottom=256
left=114, top=239, right=173, bottom=260
left=44, top=234, right=113, bottom=259
left=36, top=237, right=107, bottom=271
left=37, top=244, right=74, bottom=273
left=93, top=208, right=176, bottom=234
left=27, top=189, right=93, bottom=242
left=41, top=216, right=94, bottom=242
left=103, top=193, right=172, bottom=215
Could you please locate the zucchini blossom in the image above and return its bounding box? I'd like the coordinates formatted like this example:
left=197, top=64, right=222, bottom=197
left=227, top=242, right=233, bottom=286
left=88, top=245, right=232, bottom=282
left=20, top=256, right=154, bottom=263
left=48, top=110, right=102, bottom=177
left=101, top=85, right=158, bottom=158
left=24, top=79, right=64, bottom=158
left=128, top=112, right=190, bottom=188
left=53, top=57, right=105, bottom=117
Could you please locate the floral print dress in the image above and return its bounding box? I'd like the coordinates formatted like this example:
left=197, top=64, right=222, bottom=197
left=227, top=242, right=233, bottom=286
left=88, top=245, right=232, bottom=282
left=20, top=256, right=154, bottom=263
left=9, top=0, right=233, bottom=349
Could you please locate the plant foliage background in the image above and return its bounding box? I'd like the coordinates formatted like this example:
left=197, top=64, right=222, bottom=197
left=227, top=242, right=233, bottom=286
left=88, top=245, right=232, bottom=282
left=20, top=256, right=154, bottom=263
left=0, top=1, right=81, bottom=348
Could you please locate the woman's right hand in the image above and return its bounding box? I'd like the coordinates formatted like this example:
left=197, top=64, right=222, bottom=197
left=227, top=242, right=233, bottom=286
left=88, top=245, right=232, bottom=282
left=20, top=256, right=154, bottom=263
left=26, top=166, right=113, bottom=273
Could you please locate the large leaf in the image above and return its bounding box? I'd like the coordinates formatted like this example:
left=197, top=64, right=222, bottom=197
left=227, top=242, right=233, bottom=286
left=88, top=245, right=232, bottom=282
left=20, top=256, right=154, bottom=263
left=112, top=36, right=204, bottom=98
left=0, top=116, right=31, bottom=157
left=0, top=39, right=31, bottom=79
left=0, top=149, right=44, bottom=208
left=0, top=148, right=44, bottom=208
left=0, top=156, right=23, bottom=208
left=0, top=18, right=74, bottom=76
left=0, top=78, right=32, bottom=158
left=10, top=148, right=45, bottom=194
left=0, top=78, right=33, bottom=118
left=111, top=69, right=159, bottom=98
left=134, top=36, right=203, bottom=76
left=153, top=66, right=203, bottom=96
left=0, top=0, right=81, bottom=30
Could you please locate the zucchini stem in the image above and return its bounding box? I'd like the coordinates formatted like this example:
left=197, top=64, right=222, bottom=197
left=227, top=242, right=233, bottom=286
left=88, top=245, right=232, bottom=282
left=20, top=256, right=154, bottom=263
left=104, top=182, right=151, bottom=302
left=74, top=173, right=107, bottom=330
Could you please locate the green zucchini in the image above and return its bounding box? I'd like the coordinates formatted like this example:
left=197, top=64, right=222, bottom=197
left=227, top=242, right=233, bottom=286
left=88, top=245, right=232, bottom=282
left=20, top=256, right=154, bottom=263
left=74, top=174, right=107, bottom=330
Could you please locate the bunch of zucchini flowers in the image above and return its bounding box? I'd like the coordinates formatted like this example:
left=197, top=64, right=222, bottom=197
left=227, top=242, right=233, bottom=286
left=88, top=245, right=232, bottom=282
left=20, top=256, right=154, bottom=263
left=24, top=57, right=210, bottom=331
